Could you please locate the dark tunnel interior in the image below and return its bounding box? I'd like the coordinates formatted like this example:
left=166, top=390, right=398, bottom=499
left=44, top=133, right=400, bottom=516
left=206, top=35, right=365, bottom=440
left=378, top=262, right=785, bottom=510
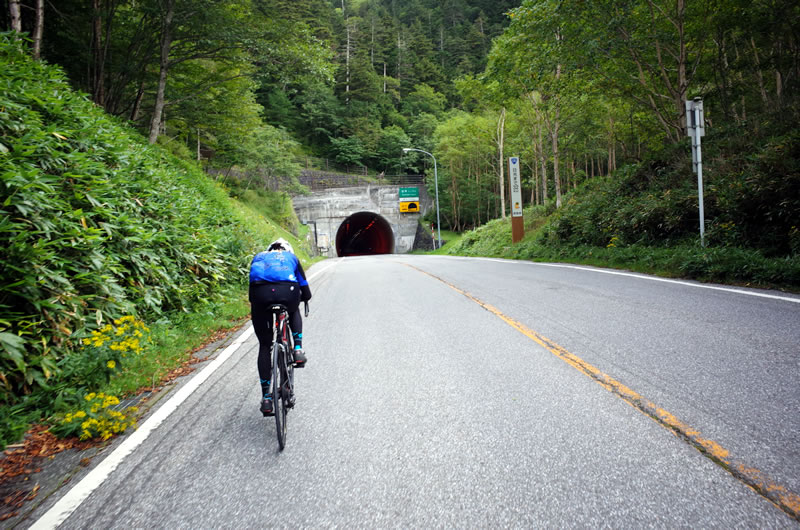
left=336, top=212, right=395, bottom=256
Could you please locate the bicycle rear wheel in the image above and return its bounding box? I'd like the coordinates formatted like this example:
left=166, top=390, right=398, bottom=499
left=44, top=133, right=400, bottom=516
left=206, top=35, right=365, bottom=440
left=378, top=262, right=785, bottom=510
left=272, top=342, right=288, bottom=450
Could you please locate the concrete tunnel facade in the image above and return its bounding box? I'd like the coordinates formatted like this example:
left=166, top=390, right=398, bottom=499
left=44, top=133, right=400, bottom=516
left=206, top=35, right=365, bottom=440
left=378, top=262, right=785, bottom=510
left=291, top=184, right=432, bottom=257
left=335, top=211, right=395, bottom=256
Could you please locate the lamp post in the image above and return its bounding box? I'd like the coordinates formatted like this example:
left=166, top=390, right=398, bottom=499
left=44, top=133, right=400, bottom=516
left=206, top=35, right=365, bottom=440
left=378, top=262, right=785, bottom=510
left=403, top=147, right=441, bottom=249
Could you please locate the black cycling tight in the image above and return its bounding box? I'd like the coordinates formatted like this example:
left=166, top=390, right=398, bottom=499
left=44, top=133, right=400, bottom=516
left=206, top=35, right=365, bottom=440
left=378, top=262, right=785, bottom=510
left=249, top=283, right=302, bottom=382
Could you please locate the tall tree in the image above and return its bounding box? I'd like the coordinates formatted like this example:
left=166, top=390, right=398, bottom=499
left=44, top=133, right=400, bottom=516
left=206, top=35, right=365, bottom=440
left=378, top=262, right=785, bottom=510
left=558, top=0, right=712, bottom=142
left=487, top=0, right=572, bottom=207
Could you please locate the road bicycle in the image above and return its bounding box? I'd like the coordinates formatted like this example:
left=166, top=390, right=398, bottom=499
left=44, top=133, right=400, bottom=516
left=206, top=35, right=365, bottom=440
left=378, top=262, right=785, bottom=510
left=269, top=302, right=308, bottom=450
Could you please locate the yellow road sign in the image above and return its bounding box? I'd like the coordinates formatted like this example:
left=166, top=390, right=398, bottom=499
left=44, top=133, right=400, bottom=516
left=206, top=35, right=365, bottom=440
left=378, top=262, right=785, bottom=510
left=399, top=201, right=419, bottom=213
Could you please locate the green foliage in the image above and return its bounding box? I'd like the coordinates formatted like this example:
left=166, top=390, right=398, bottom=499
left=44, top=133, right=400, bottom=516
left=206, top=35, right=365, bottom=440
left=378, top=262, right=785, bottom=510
left=444, top=125, right=800, bottom=290
left=235, top=188, right=302, bottom=237
left=0, top=37, right=263, bottom=406
left=447, top=218, right=800, bottom=290
left=402, top=84, right=447, bottom=118
left=539, top=124, right=800, bottom=257
left=431, top=109, right=498, bottom=230
left=374, top=126, right=411, bottom=172
left=330, top=136, right=366, bottom=166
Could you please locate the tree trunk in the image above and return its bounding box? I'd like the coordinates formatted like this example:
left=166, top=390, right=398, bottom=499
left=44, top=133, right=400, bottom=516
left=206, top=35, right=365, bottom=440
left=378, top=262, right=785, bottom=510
left=370, top=16, right=375, bottom=66
left=497, top=107, right=506, bottom=219
left=751, top=36, right=769, bottom=106
left=551, top=61, right=562, bottom=210
left=538, top=116, right=547, bottom=203
left=92, top=0, right=105, bottom=105
left=396, top=32, right=403, bottom=88
left=552, top=113, right=561, bottom=209
left=674, top=0, right=688, bottom=136
left=130, top=80, right=145, bottom=122
left=148, top=0, right=175, bottom=144
left=608, top=115, right=616, bottom=173
left=32, top=0, right=44, bottom=59
left=345, top=20, right=351, bottom=104
left=9, top=1, right=22, bottom=32
left=451, top=165, right=458, bottom=231
left=571, top=159, right=577, bottom=189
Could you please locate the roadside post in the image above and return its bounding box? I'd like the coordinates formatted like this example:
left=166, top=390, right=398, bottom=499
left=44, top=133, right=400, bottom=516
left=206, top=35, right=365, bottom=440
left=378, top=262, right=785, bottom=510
left=508, top=156, right=524, bottom=243
left=686, top=97, right=706, bottom=246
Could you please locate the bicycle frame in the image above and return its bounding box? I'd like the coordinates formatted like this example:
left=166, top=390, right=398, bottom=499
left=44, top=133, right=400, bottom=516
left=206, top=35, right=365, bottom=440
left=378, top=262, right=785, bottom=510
left=270, top=305, right=294, bottom=450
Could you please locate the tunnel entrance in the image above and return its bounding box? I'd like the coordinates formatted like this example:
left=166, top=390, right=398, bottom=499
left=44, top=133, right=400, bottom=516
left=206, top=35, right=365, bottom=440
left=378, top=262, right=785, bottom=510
left=336, top=211, right=395, bottom=257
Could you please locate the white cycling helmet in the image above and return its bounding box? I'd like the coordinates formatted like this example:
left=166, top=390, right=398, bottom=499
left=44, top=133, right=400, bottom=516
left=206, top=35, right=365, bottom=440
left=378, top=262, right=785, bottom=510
left=268, top=238, right=294, bottom=254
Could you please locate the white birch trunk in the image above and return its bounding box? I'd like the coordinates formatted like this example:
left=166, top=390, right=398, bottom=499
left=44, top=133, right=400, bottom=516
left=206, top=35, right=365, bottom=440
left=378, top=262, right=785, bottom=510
left=32, top=0, right=44, bottom=59
left=497, top=107, right=506, bottom=219
left=9, top=0, right=22, bottom=33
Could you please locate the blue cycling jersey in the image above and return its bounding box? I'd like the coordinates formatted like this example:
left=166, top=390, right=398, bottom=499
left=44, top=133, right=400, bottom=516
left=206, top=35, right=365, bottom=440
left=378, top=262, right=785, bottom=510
left=249, top=251, right=309, bottom=286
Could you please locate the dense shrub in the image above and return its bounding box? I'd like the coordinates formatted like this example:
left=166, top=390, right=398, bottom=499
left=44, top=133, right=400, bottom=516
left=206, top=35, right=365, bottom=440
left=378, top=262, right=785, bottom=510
left=0, top=36, right=260, bottom=406
left=538, top=124, right=800, bottom=257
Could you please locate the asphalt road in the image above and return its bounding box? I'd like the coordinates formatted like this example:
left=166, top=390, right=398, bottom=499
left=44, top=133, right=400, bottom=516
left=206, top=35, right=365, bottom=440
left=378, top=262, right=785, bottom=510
left=25, top=255, right=800, bottom=528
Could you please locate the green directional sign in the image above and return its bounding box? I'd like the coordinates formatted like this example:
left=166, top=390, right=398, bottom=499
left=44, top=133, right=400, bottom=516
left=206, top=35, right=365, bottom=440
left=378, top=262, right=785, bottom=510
left=399, top=187, right=419, bottom=199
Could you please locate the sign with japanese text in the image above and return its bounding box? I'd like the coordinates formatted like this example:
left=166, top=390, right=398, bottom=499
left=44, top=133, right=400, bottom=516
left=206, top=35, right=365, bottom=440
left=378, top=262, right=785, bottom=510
left=508, top=157, right=523, bottom=217
left=399, top=187, right=419, bottom=199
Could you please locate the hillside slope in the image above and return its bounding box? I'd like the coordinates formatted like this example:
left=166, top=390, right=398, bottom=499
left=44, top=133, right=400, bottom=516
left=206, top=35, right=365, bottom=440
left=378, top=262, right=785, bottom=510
left=0, top=36, right=304, bottom=423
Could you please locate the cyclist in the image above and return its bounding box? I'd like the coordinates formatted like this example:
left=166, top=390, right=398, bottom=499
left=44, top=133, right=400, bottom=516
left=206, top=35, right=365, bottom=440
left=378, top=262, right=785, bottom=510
left=249, top=238, right=312, bottom=416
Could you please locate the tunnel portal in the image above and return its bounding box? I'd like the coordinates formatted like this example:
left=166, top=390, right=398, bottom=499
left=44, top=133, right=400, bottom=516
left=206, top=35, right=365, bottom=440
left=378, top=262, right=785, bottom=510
left=336, top=211, right=395, bottom=256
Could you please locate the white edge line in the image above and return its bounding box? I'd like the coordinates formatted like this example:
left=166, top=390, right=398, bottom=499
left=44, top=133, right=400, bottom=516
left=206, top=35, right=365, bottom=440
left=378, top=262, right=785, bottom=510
left=29, top=325, right=255, bottom=530
left=30, top=267, right=330, bottom=529
left=441, top=255, right=800, bottom=304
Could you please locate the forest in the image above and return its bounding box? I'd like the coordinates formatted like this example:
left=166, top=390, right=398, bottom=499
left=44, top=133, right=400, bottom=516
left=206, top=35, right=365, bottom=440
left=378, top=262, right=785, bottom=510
left=4, top=0, right=799, bottom=236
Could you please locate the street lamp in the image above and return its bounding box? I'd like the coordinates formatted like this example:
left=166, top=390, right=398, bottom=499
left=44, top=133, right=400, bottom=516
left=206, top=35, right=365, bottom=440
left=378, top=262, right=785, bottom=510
left=402, top=147, right=441, bottom=249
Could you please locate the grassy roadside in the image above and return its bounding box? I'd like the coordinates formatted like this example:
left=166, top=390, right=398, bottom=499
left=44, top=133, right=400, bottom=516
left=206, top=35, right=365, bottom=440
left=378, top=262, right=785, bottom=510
left=441, top=213, right=800, bottom=293
left=101, top=285, right=251, bottom=398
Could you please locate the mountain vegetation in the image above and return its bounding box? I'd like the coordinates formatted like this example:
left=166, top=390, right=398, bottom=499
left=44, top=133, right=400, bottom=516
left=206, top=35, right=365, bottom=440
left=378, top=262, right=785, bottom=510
left=0, top=34, right=308, bottom=446
left=1, top=0, right=798, bottom=446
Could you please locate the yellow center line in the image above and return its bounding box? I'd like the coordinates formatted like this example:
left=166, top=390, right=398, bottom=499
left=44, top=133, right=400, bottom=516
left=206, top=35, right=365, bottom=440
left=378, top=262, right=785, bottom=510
left=406, top=263, right=800, bottom=521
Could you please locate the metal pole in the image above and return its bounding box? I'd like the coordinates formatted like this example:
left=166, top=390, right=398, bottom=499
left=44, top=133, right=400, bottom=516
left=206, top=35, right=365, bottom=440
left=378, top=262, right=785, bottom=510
left=694, top=105, right=705, bottom=247
left=432, top=155, right=441, bottom=249
left=686, top=98, right=706, bottom=247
